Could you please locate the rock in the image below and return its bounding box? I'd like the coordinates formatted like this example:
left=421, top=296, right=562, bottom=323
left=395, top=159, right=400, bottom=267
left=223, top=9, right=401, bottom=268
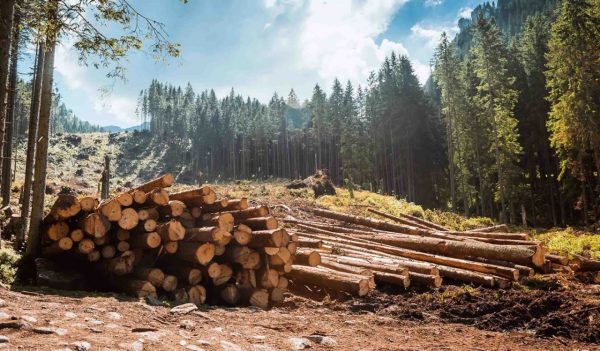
left=85, top=318, right=103, bottom=326
left=130, top=341, right=144, bottom=351
left=35, top=258, right=86, bottom=290
left=170, top=303, right=197, bottom=314
left=0, top=335, right=8, bottom=343
left=179, top=319, right=196, bottom=330
left=307, top=334, right=337, bottom=346
left=220, top=340, right=242, bottom=351
left=251, top=345, right=277, bottom=351
left=186, top=345, right=205, bottom=351
left=145, top=296, right=163, bottom=306
left=107, top=312, right=122, bottom=320
left=288, top=337, right=312, bottom=350
left=196, top=339, right=211, bottom=346
left=72, top=341, right=91, bottom=351
left=21, top=315, right=37, bottom=323
left=0, top=299, right=6, bottom=307
left=0, top=312, right=10, bottom=320
left=64, top=312, right=77, bottom=319
left=33, top=327, right=67, bottom=336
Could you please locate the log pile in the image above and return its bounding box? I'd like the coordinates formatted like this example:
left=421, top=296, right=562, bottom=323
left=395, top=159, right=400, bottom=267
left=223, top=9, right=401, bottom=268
left=39, top=174, right=295, bottom=309
left=284, top=207, right=599, bottom=295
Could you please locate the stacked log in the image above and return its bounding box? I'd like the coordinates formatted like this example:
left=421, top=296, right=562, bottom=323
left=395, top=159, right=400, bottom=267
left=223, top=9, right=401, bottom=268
left=38, top=174, right=302, bottom=309
left=285, top=207, right=592, bottom=291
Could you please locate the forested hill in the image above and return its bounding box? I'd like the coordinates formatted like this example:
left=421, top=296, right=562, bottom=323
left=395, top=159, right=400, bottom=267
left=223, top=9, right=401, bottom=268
left=454, top=0, right=560, bottom=56
left=14, top=79, right=103, bottom=135
left=128, top=0, right=599, bottom=228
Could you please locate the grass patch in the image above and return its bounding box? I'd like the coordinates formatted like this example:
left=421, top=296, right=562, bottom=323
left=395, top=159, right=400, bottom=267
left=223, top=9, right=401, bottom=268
left=533, top=227, right=600, bottom=259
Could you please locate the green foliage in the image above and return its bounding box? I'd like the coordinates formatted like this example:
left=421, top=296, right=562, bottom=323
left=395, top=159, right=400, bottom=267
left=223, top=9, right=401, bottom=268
left=534, top=227, right=600, bottom=259
left=0, top=247, right=20, bottom=286
left=546, top=0, right=600, bottom=203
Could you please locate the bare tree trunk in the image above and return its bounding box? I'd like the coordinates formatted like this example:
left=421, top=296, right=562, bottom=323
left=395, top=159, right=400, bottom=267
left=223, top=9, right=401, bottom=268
left=20, top=42, right=44, bottom=230
left=0, top=0, right=16, bottom=192
left=101, top=155, right=110, bottom=199
left=25, top=0, right=58, bottom=259
left=1, top=11, right=19, bottom=206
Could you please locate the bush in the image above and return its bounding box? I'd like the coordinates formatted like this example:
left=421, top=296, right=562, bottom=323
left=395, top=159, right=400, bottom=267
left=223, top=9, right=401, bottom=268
left=0, top=247, right=20, bottom=286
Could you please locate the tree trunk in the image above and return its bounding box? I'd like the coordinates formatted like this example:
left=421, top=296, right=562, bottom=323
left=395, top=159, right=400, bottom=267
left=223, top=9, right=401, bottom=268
left=1, top=12, right=19, bottom=206
left=25, top=1, right=58, bottom=259
left=0, top=0, right=15, bottom=182
left=20, top=42, right=45, bottom=236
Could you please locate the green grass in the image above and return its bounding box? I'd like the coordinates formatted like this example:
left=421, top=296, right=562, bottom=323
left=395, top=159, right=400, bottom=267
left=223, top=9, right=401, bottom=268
left=533, top=227, right=600, bottom=259
left=315, top=187, right=494, bottom=230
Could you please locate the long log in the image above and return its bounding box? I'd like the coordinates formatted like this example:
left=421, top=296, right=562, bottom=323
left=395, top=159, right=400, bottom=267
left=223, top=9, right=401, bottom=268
left=133, top=174, right=174, bottom=193
left=347, top=232, right=542, bottom=269
left=129, top=232, right=161, bottom=250
left=238, top=216, right=278, bottom=231
left=467, top=224, right=509, bottom=233
left=289, top=265, right=371, bottom=296
left=396, top=212, right=449, bottom=232
left=248, top=229, right=288, bottom=248
left=368, top=208, right=437, bottom=231
left=41, top=237, right=73, bottom=256
left=184, top=226, right=225, bottom=243
left=570, top=255, right=600, bottom=272
left=301, top=232, right=521, bottom=280
left=294, top=249, right=321, bottom=267
left=169, top=186, right=211, bottom=202
left=158, top=200, right=186, bottom=218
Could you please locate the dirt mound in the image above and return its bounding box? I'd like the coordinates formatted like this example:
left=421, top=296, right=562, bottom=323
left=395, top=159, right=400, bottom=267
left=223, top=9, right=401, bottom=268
left=335, top=285, right=600, bottom=344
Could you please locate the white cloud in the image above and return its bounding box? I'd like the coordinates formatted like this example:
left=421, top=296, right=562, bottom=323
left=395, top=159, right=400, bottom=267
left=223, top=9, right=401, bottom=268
left=424, top=0, right=443, bottom=6
left=458, top=7, right=473, bottom=19
left=411, top=59, right=430, bottom=84
left=293, top=0, right=409, bottom=84
left=54, top=41, right=138, bottom=126
left=410, top=22, right=458, bottom=48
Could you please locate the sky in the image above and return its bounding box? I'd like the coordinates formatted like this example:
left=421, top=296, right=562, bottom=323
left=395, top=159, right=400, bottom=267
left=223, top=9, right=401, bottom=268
left=45, top=0, right=481, bottom=127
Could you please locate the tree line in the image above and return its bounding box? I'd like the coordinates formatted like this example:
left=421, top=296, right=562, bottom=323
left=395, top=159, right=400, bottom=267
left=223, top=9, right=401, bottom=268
left=137, top=0, right=599, bottom=227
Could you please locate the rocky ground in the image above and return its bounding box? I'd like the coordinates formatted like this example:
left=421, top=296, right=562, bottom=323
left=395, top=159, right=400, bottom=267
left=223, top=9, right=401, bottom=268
left=0, top=285, right=598, bottom=351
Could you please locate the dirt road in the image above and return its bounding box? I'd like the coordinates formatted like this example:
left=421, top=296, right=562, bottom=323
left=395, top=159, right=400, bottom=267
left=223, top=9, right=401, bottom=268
left=0, top=287, right=596, bottom=351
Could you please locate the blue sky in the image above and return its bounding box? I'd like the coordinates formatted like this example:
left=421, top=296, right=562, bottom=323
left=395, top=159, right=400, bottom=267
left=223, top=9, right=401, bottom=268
left=49, top=0, right=480, bottom=127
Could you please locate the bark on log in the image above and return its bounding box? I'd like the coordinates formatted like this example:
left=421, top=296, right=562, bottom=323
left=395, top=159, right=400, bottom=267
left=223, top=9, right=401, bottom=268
left=294, top=249, right=321, bottom=267
left=46, top=194, right=81, bottom=221
left=239, top=216, right=278, bottom=231
left=247, top=229, right=288, bottom=248
left=114, top=277, right=157, bottom=298
left=368, top=208, right=437, bottom=231
left=570, top=255, right=600, bottom=272
left=133, top=174, right=174, bottom=193
left=467, top=224, right=509, bottom=233
left=301, top=232, right=521, bottom=280
left=184, top=226, right=225, bottom=243
left=289, top=265, right=371, bottom=296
